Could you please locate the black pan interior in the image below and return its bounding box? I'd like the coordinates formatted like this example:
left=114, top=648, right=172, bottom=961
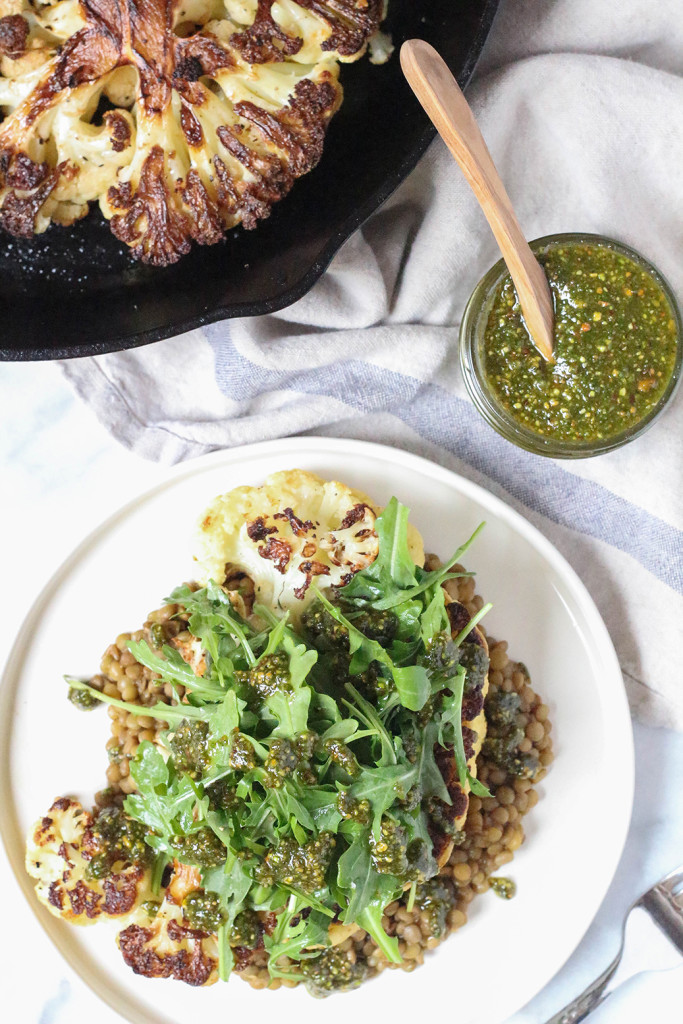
left=0, top=0, right=500, bottom=360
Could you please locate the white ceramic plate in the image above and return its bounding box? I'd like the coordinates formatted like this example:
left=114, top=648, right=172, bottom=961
left=0, top=438, right=634, bottom=1024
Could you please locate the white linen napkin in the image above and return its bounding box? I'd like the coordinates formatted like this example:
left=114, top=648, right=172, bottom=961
left=60, top=0, right=683, bottom=730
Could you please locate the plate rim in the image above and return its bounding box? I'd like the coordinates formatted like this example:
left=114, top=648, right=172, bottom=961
left=0, top=436, right=635, bottom=1022
left=1, top=0, right=501, bottom=363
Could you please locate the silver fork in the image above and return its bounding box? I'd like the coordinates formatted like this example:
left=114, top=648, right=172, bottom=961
left=546, top=865, right=683, bottom=1024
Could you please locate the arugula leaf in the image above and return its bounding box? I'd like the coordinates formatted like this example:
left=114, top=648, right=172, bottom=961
left=438, top=666, right=491, bottom=797
left=265, top=684, right=311, bottom=740
left=400, top=804, right=438, bottom=879
left=336, top=830, right=377, bottom=923
left=467, top=772, right=492, bottom=798
left=320, top=719, right=358, bottom=743
left=282, top=632, right=318, bottom=687
left=131, top=740, right=168, bottom=788
left=369, top=522, right=485, bottom=612
left=340, top=498, right=418, bottom=605
left=437, top=666, right=467, bottom=754
left=217, top=922, right=232, bottom=981
left=420, top=584, right=450, bottom=645
left=303, top=789, right=343, bottom=832
left=171, top=581, right=258, bottom=667
left=378, top=498, right=420, bottom=589
left=266, top=784, right=316, bottom=833
left=343, top=684, right=396, bottom=766
left=392, top=664, right=430, bottom=713
left=387, top=598, right=423, bottom=665
left=349, top=763, right=418, bottom=834
left=265, top=896, right=330, bottom=977
left=241, top=797, right=278, bottom=842
left=316, top=590, right=430, bottom=712
left=202, top=853, right=252, bottom=909
left=356, top=894, right=402, bottom=964
left=124, top=742, right=192, bottom=852
left=260, top=632, right=317, bottom=739
left=446, top=668, right=468, bottom=791
left=203, top=854, right=253, bottom=980
left=416, top=720, right=451, bottom=804
left=336, top=831, right=402, bottom=962
left=210, top=691, right=243, bottom=738
left=64, top=677, right=208, bottom=723
left=151, top=852, right=170, bottom=895
left=308, top=691, right=342, bottom=735
left=256, top=613, right=289, bottom=660
left=127, top=640, right=225, bottom=702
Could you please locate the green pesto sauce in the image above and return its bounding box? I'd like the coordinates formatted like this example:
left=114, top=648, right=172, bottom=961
left=488, top=876, right=516, bottom=900
left=483, top=242, right=679, bottom=443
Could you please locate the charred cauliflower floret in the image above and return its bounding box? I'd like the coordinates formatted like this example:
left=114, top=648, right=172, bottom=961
left=0, top=0, right=385, bottom=262
left=25, top=797, right=153, bottom=925
left=194, top=469, right=424, bottom=620
left=118, top=863, right=219, bottom=986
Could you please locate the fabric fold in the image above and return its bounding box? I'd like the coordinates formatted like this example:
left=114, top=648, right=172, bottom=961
left=59, top=0, right=683, bottom=729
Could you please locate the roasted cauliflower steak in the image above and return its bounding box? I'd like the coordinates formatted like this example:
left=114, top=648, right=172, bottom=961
left=194, top=468, right=425, bottom=620
left=0, top=0, right=384, bottom=263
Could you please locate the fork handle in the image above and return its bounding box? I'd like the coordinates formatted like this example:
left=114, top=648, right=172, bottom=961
left=544, top=956, right=621, bottom=1024
left=639, top=884, right=683, bottom=954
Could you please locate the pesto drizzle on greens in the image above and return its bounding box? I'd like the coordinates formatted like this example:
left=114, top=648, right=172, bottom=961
left=67, top=499, right=490, bottom=989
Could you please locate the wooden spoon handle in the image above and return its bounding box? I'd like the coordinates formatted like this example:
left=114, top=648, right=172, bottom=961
left=400, top=38, right=554, bottom=362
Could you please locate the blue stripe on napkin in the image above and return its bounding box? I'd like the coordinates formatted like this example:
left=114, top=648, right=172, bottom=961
left=208, top=326, right=683, bottom=596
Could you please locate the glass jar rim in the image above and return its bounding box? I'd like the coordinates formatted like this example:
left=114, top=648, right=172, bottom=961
left=459, top=232, right=683, bottom=459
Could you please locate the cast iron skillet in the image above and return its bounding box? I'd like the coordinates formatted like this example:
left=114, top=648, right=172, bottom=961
left=0, top=0, right=500, bottom=361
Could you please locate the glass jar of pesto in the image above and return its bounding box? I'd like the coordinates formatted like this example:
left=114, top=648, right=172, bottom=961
left=459, top=234, right=682, bottom=458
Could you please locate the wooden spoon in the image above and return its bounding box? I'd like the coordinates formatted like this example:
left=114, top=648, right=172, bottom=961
left=400, top=39, right=555, bottom=362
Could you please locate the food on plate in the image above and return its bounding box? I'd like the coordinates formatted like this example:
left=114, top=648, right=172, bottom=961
left=195, top=469, right=423, bottom=617
left=480, top=237, right=680, bottom=445
left=26, top=469, right=553, bottom=995
left=0, top=0, right=386, bottom=265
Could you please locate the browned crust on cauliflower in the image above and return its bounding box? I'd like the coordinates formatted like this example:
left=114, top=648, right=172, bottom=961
left=104, top=111, right=132, bottom=153
left=118, top=923, right=217, bottom=986
left=116, top=862, right=219, bottom=986
left=339, top=502, right=374, bottom=529
left=0, top=0, right=384, bottom=261
left=430, top=743, right=470, bottom=865
left=258, top=535, right=293, bottom=573
left=293, top=558, right=331, bottom=599
left=297, top=0, right=384, bottom=56
left=274, top=507, right=315, bottom=535
left=0, top=14, right=28, bottom=58
left=231, top=0, right=304, bottom=63
left=107, top=145, right=194, bottom=264
left=0, top=155, right=60, bottom=236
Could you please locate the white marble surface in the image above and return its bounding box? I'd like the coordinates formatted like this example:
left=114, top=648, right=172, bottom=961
left=0, top=362, right=681, bottom=1024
